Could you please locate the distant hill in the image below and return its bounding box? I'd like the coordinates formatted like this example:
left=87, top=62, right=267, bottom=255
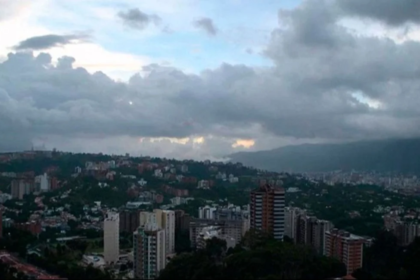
left=229, top=139, right=420, bottom=174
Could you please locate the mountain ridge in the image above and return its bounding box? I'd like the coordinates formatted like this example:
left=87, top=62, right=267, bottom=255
left=229, top=138, right=420, bottom=174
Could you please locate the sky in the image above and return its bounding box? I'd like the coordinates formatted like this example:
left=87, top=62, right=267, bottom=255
left=1, top=0, right=420, bottom=160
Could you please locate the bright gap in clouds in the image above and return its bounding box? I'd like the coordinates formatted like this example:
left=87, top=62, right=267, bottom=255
left=232, top=139, right=255, bottom=148
left=351, top=91, right=383, bottom=110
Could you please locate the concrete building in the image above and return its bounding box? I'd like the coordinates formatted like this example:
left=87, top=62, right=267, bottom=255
left=250, top=184, right=285, bottom=240
left=133, top=222, right=166, bottom=279
left=119, top=209, right=140, bottom=233
left=35, top=173, right=50, bottom=192
left=139, top=210, right=175, bottom=256
left=155, top=210, right=175, bottom=255
left=198, top=206, right=217, bottom=219
left=325, top=229, right=365, bottom=275
left=284, top=207, right=306, bottom=240
left=11, top=179, right=33, bottom=200
left=189, top=219, right=243, bottom=248
left=104, top=212, right=120, bottom=263
left=196, top=226, right=236, bottom=250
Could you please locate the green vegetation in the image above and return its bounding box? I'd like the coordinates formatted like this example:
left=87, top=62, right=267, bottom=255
left=354, top=231, right=420, bottom=279
left=158, top=230, right=346, bottom=280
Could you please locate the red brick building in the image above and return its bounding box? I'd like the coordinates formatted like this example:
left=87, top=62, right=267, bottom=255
left=325, top=229, right=365, bottom=274
left=250, top=184, right=285, bottom=240
left=14, top=220, right=42, bottom=236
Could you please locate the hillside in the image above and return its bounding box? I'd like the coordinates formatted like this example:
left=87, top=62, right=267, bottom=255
left=229, top=138, right=420, bottom=174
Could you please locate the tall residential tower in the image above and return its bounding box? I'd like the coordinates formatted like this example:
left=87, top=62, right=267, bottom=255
left=250, top=184, right=285, bottom=240
left=104, top=212, right=120, bottom=263
left=133, top=222, right=166, bottom=279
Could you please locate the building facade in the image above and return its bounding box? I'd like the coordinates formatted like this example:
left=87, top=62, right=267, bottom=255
left=155, top=210, right=175, bottom=255
left=250, top=184, right=285, bottom=240
left=104, top=212, right=120, bottom=263
left=119, top=209, right=140, bottom=233
left=325, top=229, right=364, bottom=274
left=133, top=223, right=166, bottom=279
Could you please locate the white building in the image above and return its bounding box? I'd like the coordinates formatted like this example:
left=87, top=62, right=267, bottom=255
left=104, top=212, right=120, bottom=263
left=154, top=169, right=163, bottom=178
left=197, top=226, right=236, bottom=250
left=35, top=173, right=50, bottom=192
left=199, top=206, right=217, bottom=219
left=133, top=222, right=166, bottom=279
left=197, top=180, right=210, bottom=189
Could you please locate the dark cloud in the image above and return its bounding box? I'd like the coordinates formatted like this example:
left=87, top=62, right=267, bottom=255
left=13, top=34, right=89, bottom=50
left=193, top=17, right=218, bottom=36
left=117, top=8, right=161, bottom=30
left=337, top=0, right=420, bottom=26
left=2, top=0, right=420, bottom=156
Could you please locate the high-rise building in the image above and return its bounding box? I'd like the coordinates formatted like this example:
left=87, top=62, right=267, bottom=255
left=284, top=207, right=306, bottom=240
left=11, top=179, right=33, bottom=200
left=250, top=184, right=285, bottom=240
left=133, top=222, right=166, bottom=279
left=120, top=209, right=140, bottom=233
left=35, top=173, right=50, bottom=192
left=104, top=212, right=120, bottom=263
left=325, top=229, right=365, bottom=274
left=139, top=210, right=175, bottom=256
left=155, top=210, right=175, bottom=255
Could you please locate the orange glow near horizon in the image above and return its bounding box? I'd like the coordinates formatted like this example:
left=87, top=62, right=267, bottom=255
left=232, top=139, right=255, bottom=148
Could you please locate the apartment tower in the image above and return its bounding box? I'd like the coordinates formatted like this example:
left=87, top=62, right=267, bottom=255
left=250, top=184, right=285, bottom=240
left=104, top=212, right=120, bottom=263
left=325, top=229, right=364, bottom=274
left=133, top=222, right=166, bottom=279
left=155, top=210, right=175, bottom=255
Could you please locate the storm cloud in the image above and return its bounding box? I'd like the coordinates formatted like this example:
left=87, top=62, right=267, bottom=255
left=2, top=0, right=420, bottom=157
left=337, top=0, right=420, bottom=26
left=193, top=17, right=218, bottom=36
left=14, top=34, right=89, bottom=50
left=117, top=8, right=161, bottom=30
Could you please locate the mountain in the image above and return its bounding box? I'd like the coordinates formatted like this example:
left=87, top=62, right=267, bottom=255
left=229, top=138, right=420, bottom=174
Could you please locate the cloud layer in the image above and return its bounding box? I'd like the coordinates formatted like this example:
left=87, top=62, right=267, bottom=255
left=117, top=8, right=162, bottom=30
left=14, top=34, right=89, bottom=50
left=1, top=0, right=420, bottom=159
left=193, top=17, right=218, bottom=36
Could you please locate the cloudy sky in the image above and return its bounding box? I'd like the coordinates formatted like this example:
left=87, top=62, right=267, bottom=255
left=1, top=0, right=420, bottom=160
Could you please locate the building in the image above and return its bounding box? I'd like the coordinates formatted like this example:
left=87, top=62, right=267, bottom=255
left=155, top=210, right=175, bottom=255
left=139, top=210, right=175, bottom=256
left=133, top=222, right=166, bottom=279
left=196, top=226, right=236, bottom=250
left=35, top=173, right=50, bottom=192
left=198, top=205, right=217, bottom=219
left=325, top=229, right=365, bottom=275
left=284, top=207, right=306, bottom=240
left=175, top=210, right=192, bottom=232
left=120, top=209, right=140, bottom=233
left=11, top=179, right=33, bottom=200
left=189, top=219, right=244, bottom=248
left=14, top=220, right=42, bottom=236
left=250, top=184, right=285, bottom=240
left=104, top=212, right=120, bottom=263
